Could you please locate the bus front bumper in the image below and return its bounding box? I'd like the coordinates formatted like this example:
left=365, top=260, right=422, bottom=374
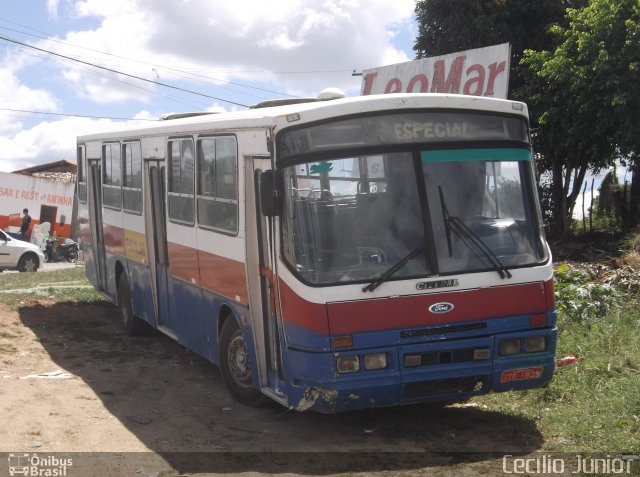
left=284, top=327, right=558, bottom=413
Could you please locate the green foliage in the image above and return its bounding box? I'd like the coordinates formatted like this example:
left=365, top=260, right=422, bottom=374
left=476, top=293, right=640, bottom=452
left=622, top=232, right=640, bottom=254
left=413, top=0, right=572, bottom=99
left=523, top=0, right=640, bottom=233
left=553, top=262, right=621, bottom=323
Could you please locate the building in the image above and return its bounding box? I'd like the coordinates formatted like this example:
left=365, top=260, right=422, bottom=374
left=0, top=160, right=77, bottom=240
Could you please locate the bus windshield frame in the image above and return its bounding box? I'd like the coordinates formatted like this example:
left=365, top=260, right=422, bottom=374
left=276, top=111, right=548, bottom=288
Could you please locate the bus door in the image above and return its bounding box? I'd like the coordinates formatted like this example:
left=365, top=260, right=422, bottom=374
left=87, top=159, right=107, bottom=291
left=144, top=160, right=172, bottom=332
left=245, top=157, right=285, bottom=398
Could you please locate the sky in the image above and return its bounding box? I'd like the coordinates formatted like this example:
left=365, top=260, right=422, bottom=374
left=0, top=0, right=623, bottom=218
left=0, top=0, right=417, bottom=172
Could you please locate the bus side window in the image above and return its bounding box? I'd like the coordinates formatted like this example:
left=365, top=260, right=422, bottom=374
left=167, top=139, right=195, bottom=224
left=196, top=136, right=238, bottom=234
left=102, top=142, right=122, bottom=210
left=123, top=141, right=143, bottom=214
left=77, top=145, right=87, bottom=203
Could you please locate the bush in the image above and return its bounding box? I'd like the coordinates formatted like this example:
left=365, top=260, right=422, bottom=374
left=554, top=263, right=621, bottom=323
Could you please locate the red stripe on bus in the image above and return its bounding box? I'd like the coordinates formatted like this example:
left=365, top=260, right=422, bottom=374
left=198, top=249, right=249, bottom=304
left=326, top=282, right=548, bottom=334
left=544, top=279, right=555, bottom=309
left=278, top=280, right=329, bottom=335
left=104, top=223, right=125, bottom=255
left=167, top=241, right=200, bottom=285
left=166, top=241, right=249, bottom=304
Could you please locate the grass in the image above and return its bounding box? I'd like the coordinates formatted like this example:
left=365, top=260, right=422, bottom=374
left=0, top=266, right=107, bottom=308
left=475, top=233, right=640, bottom=452
left=474, top=297, right=640, bottom=452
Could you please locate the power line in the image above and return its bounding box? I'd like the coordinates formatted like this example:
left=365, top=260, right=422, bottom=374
left=15, top=46, right=211, bottom=111
left=0, top=20, right=353, bottom=75
left=0, top=20, right=298, bottom=99
left=0, top=34, right=250, bottom=108
left=0, top=107, right=159, bottom=121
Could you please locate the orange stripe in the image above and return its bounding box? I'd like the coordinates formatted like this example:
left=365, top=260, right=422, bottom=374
left=167, top=241, right=200, bottom=285
left=198, top=249, right=248, bottom=304
left=167, top=241, right=248, bottom=304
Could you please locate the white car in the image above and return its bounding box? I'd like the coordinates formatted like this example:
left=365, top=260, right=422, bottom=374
left=0, top=230, right=45, bottom=272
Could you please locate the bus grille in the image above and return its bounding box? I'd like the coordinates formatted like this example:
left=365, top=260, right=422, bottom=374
left=403, top=376, right=484, bottom=399
left=413, top=347, right=489, bottom=367
left=400, top=322, right=487, bottom=339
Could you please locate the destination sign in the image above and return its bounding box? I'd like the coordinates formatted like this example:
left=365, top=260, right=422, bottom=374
left=394, top=122, right=468, bottom=140
left=277, top=112, right=527, bottom=162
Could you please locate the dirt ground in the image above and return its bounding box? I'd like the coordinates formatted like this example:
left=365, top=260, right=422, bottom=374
left=0, top=299, right=547, bottom=476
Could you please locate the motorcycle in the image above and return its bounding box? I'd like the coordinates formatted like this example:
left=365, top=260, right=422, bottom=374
left=44, top=238, right=79, bottom=263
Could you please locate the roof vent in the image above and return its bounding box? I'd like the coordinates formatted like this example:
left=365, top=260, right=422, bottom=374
left=250, top=98, right=317, bottom=109
left=160, top=111, right=220, bottom=120
left=317, top=88, right=346, bottom=101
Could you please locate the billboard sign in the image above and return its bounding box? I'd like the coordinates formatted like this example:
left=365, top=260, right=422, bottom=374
left=361, top=43, right=511, bottom=99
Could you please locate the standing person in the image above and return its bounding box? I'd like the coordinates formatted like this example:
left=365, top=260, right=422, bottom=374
left=20, top=208, right=31, bottom=240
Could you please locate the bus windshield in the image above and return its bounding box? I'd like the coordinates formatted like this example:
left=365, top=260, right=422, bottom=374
left=280, top=148, right=547, bottom=286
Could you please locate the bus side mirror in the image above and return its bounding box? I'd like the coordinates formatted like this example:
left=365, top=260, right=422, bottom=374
left=259, top=170, right=283, bottom=217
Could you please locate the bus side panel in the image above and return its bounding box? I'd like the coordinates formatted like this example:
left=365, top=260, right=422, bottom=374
left=167, top=276, right=206, bottom=355
left=128, top=259, right=156, bottom=327
left=199, top=291, right=252, bottom=364
left=122, top=213, right=156, bottom=327
left=166, top=220, right=201, bottom=336
left=164, top=277, right=255, bottom=368
left=198, top=248, right=249, bottom=304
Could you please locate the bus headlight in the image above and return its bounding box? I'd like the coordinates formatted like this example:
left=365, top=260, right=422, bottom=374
left=364, top=352, right=387, bottom=370
left=525, top=336, right=546, bottom=353
left=336, top=356, right=360, bottom=374
left=499, top=339, right=521, bottom=356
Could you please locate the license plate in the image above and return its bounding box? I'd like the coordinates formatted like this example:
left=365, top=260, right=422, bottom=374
left=500, top=366, right=543, bottom=383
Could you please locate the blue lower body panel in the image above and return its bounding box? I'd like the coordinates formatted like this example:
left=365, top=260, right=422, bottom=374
left=283, top=326, right=558, bottom=413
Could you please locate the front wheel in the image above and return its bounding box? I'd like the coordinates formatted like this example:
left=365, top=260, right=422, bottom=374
left=18, top=253, right=39, bottom=272
left=67, top=250, right=78, bottom=263
left=219, top=318, right=266, bottom=406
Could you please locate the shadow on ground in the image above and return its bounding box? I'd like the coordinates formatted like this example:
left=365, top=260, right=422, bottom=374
left=19, top=301, right=543, bottom=474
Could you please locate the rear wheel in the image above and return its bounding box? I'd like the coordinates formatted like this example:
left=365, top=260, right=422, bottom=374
left=219, top=318, right=266, bottom=406
left=118, top=274, right=148, bottom=336
left=18, top=253, right=39, bottom=272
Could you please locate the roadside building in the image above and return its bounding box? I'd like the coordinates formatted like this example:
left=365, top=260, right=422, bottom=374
left=0, top=160, right=76, bottom=240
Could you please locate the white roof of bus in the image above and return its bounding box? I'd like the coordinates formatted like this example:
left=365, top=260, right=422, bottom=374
left=77, top=93, right=528, bottom=142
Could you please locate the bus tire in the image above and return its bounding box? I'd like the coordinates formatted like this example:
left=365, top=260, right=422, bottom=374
left=118, top=275, right=148, bottom=337
left=219, top=318, right=266, bottom=406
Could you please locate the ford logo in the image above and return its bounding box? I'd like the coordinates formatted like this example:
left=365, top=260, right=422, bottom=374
left=428, top=302, right=455, bottom=314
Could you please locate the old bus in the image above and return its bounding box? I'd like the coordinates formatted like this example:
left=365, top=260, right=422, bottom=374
left=77, top=92, right=557, bottom=413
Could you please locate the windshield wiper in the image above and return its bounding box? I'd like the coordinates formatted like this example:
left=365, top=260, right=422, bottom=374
left=438, top=186, right=512, bottom=280
left=438, top=186, right=453, bottom=256
left=362, top=246, right=425, bottom=293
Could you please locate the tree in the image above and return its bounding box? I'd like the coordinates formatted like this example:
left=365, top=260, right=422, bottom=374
left=523, top=0, right=640, bottom=229
left=413, top=0, right=576, bottom=98
left=413, top=0, right=597, bottom=237
left=521, top=42, right=616, bottom=237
